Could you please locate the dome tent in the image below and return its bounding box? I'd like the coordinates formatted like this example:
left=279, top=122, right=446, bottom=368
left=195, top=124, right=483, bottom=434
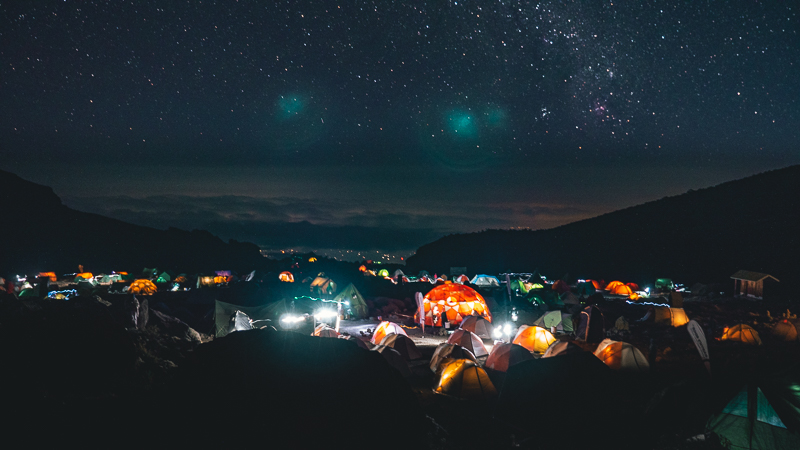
left=420, top=282, right=492, bottom=327
left=128, top=279, right=157, bottom=295
left=772, top=320, right=798, bottom=342
left=435, top=359, right=497, bottom=401
left=429, top=343, right=477, bottom=373
left=333, top=283, right=368, bottom=319
left=512, top=325, right=556, bottom=353
left=446, top=329, right=488, bottom=357
left=485, top=342, right=534, bottom=372
left=593, top=339, right=649, bottom=373
left=542, top=340, right=584, bottom=358
left=378, top=333, right=422, bottom=361
left=721, top=324, right=762, bottom=345
left=371, top=321, right=407, bottom=345
left=459, top=315, right=494, bottom=339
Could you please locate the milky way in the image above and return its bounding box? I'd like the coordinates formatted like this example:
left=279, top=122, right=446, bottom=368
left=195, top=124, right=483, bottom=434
left=1, top=1, right=798, bottom=260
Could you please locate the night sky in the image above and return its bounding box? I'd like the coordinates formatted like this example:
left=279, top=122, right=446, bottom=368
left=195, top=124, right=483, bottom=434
left=2, top=1, right=798, bottom=261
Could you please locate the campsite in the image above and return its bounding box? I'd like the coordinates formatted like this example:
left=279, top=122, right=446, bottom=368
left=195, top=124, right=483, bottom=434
left=2, top=168, right=800, bottom=449
left=2, top=263, right=800, bottom=449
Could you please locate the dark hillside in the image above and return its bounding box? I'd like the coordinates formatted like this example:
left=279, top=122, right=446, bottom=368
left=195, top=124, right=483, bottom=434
left=406, top=165, right=800, bottom=285
left=0, top=170, right=270, bottom=275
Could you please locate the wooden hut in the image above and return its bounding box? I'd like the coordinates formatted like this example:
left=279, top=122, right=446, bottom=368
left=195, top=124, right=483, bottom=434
left=730, top=270, right=779, bottom=299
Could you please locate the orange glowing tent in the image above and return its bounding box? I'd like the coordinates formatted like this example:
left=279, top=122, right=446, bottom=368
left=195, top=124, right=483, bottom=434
left=421, top=282, right=492, bottom=327
left=512, top=325, right=556, bottom=353
left=446, top=329, right=488, bottom=357
left=484, top=342, right=534, bottom=372
left=371, top=321, right=407, bottom=345
left=594, top=339, right=650, bottom=373
left=358, top=265, right=367, bottom=272
left=721, top=324, right=762, bottom=345
left=278, top=271, right=294, bottom=282
left=128, top=279, right=157, bottom=295
left=435, top=359, right=497, bottom=401
left=610, top=284, right=634, bottom=296
left=586, top=279, right=602, bottom=290
left=605, top=281, right=624, bottom=291
left=38, top=272, right=57, bottom=282
left=75, top=272, right=93, bottom=280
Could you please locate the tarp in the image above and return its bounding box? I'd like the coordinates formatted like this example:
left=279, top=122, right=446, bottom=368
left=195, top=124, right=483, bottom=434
left=333, top=283, right=368, bottom=319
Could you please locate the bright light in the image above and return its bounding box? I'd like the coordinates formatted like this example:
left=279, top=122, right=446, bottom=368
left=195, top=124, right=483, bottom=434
left=503, top=323, right=512, bottom=335
left=511, top=312, right=518, bottom=322
left=314, top=309, right=337, bottom=320
left=281, top=315, right=305, bottom=323
left=493, top=328, right=503, bottom=338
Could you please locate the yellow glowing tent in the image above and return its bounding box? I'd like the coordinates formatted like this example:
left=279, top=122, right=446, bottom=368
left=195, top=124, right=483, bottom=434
left=721, top=324, right=762, bottom=345
left=421, top=281, right=492, bottom=327
left=512, top=325, right=556, bottom=353
left=653, top=307, right=690, bottom=327
left=435, top=359, right=497, bottom=401
left=128, top=279, right=157, bottom=295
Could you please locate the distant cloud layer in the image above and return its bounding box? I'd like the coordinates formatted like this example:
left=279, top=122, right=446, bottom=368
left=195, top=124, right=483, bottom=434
left=63, top=194, right=590, bottom=256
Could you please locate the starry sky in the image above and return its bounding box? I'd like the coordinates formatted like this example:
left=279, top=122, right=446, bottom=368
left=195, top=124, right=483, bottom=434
left=2, top=1, right=799, bottom=261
